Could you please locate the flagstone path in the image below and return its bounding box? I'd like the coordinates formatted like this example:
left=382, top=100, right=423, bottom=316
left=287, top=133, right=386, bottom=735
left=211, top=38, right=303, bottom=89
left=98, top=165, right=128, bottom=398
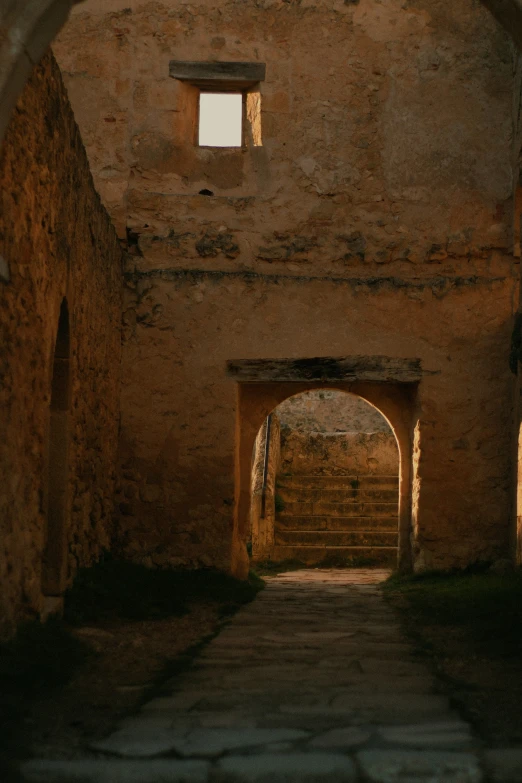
left=22, top=570, right=522, bottom=781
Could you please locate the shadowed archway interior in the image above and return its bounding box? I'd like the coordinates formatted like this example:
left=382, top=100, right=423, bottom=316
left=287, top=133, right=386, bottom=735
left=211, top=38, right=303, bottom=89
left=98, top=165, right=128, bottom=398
left=42, top=298, right=71, bottom=596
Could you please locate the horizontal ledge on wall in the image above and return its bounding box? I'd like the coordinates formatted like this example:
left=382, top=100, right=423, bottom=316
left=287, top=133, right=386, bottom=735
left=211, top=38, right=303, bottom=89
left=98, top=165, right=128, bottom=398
left=226, top=356, right=433, bottom=384
left=169, top=61, right=266, bottom=89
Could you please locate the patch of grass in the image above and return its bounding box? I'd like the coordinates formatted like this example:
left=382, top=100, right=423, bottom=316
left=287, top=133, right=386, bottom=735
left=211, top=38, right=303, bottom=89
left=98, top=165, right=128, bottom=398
left=65, top=558, right=264, bottom=625
left=383, top=568, right=522, bottom=655
left=0, top=618, right=92, bottom=765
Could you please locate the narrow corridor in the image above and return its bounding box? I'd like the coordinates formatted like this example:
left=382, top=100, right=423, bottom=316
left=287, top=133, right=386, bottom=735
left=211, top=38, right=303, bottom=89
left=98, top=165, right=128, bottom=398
left=24, top=570, right=493, bottom=781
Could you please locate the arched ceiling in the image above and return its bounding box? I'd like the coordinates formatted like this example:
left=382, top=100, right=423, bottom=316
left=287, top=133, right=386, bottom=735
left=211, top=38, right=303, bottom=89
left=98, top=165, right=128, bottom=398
left=0, top=0, right=520, bottom=147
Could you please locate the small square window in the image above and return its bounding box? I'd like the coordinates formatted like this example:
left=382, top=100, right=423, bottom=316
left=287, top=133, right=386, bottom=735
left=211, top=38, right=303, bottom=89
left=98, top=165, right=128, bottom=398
left=198, top=92, right=243, bottom=148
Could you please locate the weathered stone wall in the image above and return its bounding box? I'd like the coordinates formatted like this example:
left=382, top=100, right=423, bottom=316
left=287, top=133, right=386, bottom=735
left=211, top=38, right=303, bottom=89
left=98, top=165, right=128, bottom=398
left=277, top=391, right=391, bottom=434
left=277, top=390, right=398, bottom=477
left=54, top=0, right=518, bottom=572
left=0, top=52, right=122, bottom=638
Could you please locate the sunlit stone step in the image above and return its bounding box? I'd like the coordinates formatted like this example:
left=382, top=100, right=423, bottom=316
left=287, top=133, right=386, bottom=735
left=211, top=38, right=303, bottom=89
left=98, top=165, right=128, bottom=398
left=270, top=545, right=398, bottom=566
left=277, top=515, right=398, bottom=531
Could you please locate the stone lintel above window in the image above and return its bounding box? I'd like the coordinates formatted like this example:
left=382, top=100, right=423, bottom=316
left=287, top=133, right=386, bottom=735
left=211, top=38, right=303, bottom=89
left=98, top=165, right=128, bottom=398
left=226, top=356, right=435, bottom=384
left=169, top=61, right=266, bottom=90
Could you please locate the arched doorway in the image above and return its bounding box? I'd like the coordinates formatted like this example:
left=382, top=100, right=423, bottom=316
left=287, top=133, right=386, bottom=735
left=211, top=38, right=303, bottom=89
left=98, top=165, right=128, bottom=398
left=232, top=377, right=417, bottom=580
left=41, top=298, right=71, bottom=596
left=249, top=390, right=400, bottom=567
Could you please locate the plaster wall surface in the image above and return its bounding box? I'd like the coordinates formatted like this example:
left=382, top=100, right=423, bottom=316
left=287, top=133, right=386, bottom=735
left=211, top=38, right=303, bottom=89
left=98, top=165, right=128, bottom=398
left=53, top=0, right=519, bottom=573
left=0, top=52, right=122, bottom=637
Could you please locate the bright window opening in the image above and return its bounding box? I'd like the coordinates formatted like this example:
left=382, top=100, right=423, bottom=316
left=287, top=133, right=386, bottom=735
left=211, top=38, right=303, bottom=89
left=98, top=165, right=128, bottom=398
left=198, top=92, right=242, bottom=147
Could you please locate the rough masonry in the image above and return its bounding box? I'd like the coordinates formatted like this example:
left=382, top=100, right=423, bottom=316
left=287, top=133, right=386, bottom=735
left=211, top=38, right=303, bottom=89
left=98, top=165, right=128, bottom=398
left=0, top=52, right=122, bottom=637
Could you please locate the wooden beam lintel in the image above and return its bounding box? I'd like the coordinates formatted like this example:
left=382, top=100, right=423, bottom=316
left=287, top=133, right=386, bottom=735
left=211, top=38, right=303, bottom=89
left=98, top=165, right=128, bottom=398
left=227, top=356, right=434, bottom=384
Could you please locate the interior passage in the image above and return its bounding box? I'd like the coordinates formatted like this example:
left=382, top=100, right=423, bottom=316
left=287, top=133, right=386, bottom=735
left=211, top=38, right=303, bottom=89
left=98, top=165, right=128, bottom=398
left=23, top=570, right=485, bottom=782
left=251, top=391, right=400, bottom=567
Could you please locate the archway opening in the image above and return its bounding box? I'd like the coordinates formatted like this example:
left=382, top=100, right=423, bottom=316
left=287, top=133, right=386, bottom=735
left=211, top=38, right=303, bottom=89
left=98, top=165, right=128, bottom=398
left=42, top=298, right=71, bottom=596
left=516, top=420, right=522, bottom=564
left=249, top=389, right=400, bottom=568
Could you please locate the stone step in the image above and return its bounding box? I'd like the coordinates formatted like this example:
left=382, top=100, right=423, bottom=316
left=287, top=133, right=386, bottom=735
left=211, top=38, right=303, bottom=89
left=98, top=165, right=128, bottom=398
left=277, top=515, right=398, bottom=531
left=275, top=530, right=398, bottom=547
left=270, top=545, right=398, bottom=566
left=277, top=475, right=398, bottom=489
left=281, top=501, right=398, bottom=517
left=278, top=487, right=398, bottom=503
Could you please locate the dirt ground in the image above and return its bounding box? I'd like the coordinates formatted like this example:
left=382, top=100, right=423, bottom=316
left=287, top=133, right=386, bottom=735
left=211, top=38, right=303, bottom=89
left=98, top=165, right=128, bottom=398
left=14, top=604, right=224, bottom=761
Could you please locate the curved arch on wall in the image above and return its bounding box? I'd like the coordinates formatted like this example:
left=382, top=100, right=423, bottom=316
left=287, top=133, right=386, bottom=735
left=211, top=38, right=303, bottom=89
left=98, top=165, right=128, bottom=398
left=0, top=0, right=519, bottom=148
left=232, top=380, right=417, bottom=579
left=0, top=0, right=84, bottom=145
left=41, top=296, right=71, bottom=596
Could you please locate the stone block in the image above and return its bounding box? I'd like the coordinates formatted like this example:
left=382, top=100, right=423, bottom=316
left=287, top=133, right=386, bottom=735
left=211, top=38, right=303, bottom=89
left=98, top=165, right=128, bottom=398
left=357, top=750, right=483, bottom=782
left=92, top=727, right=309, bottom=759
left=377, top=722, right=473, bottom=749
left=212, top=753, right=357, bottom=782
left=310, top=726, right=372, bottom=749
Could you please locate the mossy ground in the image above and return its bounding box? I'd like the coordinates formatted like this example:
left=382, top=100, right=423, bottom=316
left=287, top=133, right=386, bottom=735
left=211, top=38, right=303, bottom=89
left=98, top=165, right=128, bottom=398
left=0, top=562, right=264, bottom=778
left=383, top=568, right=522, bottom=655
left=383, top=567, right=522, bottom=744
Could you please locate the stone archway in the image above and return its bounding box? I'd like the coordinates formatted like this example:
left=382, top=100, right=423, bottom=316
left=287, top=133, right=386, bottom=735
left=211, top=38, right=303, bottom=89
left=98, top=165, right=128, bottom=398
left=41, top=297, right=71, bottom=597
left=231, top=364, right=419, bottom=579
left=249, top=389, right=401, bottom=567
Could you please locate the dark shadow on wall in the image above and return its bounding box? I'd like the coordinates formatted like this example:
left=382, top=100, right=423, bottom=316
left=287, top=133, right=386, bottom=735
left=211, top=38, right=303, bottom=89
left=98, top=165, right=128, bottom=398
left=42, top=298, right=71, bottom=596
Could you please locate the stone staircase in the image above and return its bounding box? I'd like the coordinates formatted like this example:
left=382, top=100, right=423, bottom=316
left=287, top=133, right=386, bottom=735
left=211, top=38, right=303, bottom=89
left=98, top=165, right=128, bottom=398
left=272, top=474, right=398, bottom=566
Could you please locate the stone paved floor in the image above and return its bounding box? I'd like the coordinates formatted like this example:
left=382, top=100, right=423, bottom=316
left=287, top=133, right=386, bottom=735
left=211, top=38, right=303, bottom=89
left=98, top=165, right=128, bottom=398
left=22, top=570, right=522, bottom=781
